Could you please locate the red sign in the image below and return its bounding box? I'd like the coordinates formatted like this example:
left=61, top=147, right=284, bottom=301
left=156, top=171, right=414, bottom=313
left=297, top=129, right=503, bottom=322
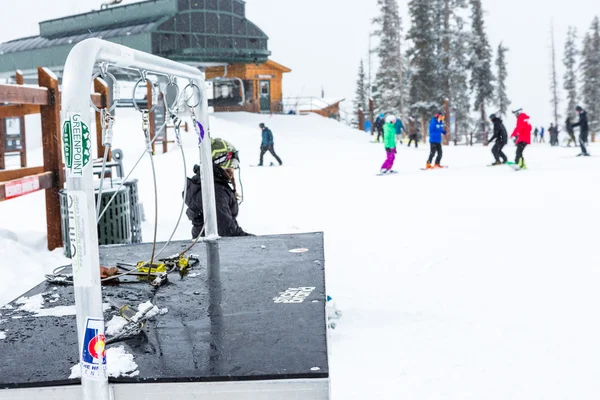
left=5, top=177, right=41, bottom=200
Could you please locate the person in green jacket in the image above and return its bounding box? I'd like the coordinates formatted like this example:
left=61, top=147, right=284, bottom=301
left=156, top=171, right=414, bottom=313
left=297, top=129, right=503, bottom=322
left=380, top=115, right=398, bottom=174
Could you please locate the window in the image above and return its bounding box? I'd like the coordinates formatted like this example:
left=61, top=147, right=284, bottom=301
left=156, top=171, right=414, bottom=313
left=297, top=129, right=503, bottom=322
left=191, top=0, right=204, bottom=9
left=234, top=17, right=246, bottom=35
left=218, top=0, right=231, bottom=12
left=248, top=37, right=259, bottom=49
left=192, top=35, right=205, bottom=48
left=206, top=36, right=219, bottom=49
left=206, top=13, right=219, bottom=34
left=247, top=23, right=261, bottom=37
left=176, top=14, right=190, bottom=32
left=233, top=1, right=244, bottom=16
left=178, top=0, right=189, bottom=10
left=212, top=80, right=242, bottom=106
left=191, top=12, right=205, bottom=32
left=206, top=0, right=218, bottom=10
left=220, top=36, right=233, bottom=48
left=160, top=34, right=177, bottom=53
left=220, top=14, right=232, bottom=34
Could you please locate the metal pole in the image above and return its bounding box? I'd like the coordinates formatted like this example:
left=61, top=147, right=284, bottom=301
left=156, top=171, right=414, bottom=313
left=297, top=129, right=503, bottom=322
left=61, top=38, right=218, bottom=400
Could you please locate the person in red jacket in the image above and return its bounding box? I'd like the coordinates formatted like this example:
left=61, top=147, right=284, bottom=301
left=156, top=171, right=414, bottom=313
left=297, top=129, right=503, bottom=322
left=510, top=109, right=532, bottom=169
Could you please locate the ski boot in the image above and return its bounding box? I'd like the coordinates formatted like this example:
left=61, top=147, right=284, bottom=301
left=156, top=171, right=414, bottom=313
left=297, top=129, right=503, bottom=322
left=425, top=163, right=433, bottom=170
left=433, top=164, right=446, bottom=169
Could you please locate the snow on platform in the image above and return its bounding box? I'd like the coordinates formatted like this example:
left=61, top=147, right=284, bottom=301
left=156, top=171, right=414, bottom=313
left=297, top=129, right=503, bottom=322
left=2, top=110, right=600, bottom=399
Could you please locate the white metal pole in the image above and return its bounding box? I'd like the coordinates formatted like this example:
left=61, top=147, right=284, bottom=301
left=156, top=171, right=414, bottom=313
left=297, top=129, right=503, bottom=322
left=61, top=38, right=218, bottom=400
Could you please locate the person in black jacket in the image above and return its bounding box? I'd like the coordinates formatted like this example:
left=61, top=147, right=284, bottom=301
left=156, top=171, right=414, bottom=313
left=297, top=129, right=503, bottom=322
left=184, top=138, right=252, bottom=238
left=565, top=116, right=577, bottom=147
left=488, top=114, right=508, bottom=165
left=572, top=106, right=590, bottom=156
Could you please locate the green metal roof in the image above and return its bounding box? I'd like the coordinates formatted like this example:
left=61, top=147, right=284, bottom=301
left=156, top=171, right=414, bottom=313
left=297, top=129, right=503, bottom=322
left=0, top=0, right=270, bottom=75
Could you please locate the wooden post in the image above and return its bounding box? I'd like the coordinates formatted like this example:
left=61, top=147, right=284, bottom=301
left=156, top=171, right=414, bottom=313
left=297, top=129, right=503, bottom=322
left=94, top=77, right=111, bottom=161
left=161, top=93, right=168, bottom=154
left=369, top=98, right=374, bottom=135
left=358, top=107, right=365, bottom=131
left=421, top=113, right=427, bottom=144
left=147, top=82, right=156, bottom=154
left=38, top=67, right=63, bottom=251
left=15, top=71, right=27, bottom=168
left=481, top=103, right=488, bottom=146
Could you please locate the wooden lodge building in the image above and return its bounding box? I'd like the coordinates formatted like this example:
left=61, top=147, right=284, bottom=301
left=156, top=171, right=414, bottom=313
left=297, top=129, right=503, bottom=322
left=0, top=0, right=290, bottom=114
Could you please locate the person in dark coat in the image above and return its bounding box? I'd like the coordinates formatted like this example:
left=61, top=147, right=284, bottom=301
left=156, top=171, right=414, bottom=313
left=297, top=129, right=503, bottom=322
left=533, top=127, right=539, bottom=143
left=258, top=123, right=283, bottom=166
left=565, top=116, right=577, bottom=147
left=488, top=114, right=508, bottom=165
left=549, top=123, right=559, bottom=146
left=571, top=106, right=590, bottom=156
left=374, top=113, right=385, bottom=142
left=407, top=116, right=419, bottom=148
left=185, top=138, right=252, bottom=238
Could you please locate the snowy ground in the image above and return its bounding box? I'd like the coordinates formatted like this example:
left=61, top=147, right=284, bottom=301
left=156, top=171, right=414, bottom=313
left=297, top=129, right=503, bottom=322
left=2, top=110, right=600, bottom=398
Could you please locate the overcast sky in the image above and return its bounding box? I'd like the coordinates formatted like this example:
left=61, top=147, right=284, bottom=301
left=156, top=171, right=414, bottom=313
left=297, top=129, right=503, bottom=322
left=0, top=0, right=597, bottom=127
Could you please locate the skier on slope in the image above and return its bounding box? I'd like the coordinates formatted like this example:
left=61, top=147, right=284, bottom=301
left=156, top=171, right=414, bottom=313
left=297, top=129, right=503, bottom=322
left=539, top=126, right=545, bottom=143
left=185, top=138, right=252, bottom=238
left=425, top=112, right=447, bottom=169
left=533, top=127, right=539, bottom=143
left=394, top=116, right=406, bottom=146
left=488, top=114, right=508, bottom=165
left=510, top=109, right=532, bottom=169
left=571, top=106, right=590, bottom=156
left=374, top=113, right=385, bottom=143
left=565, top=116, right=578, bottom=147
left=407, top=116, right=419, bottom=148
left=380, top=115, right=398, bottom=174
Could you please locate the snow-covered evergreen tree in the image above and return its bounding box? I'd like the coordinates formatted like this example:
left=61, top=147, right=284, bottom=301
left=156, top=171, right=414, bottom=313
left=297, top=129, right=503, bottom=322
left=372, top=0, right=403, bottom=113
left=494, top=43, right=510, bottom=117
left=563, top=26, right=578, bottom=121
left=353, top=59, right=367, bottom=124
left=407, top=0, right=439, bottom=130
left=581, top=17, right=600, bottom=132
left=449, top=11, right=473, bottom=144
left=550, top=23, right=560, bottom=127
left=468, top=0, right=495, bottom=143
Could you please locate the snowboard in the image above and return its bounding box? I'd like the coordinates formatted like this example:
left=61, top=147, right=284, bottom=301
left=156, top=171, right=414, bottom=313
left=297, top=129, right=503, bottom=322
left=376, top=170, right=399, bottom=176
left=506, top=162, right=524, bottom=171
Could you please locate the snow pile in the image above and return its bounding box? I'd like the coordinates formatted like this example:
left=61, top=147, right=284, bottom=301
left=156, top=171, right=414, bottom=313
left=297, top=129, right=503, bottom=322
left=69, top=346, right=139, bottom=379
left=132, top=301, right=168, bottom=322
left=105, top=316, right=128, bottom=336
left=0, top=331, right=6, bottom=340
left=13, top=294, right=110, bottom=317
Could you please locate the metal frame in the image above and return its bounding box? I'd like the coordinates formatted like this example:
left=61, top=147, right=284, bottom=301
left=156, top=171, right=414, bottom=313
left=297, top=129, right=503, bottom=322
left=61, top=38, right=218, bottom=400
left=0, top=378, right=330, bottom=400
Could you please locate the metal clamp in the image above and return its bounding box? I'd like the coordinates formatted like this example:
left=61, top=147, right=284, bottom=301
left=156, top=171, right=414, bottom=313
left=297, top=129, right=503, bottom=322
left=132, top=71, right=158, bottom=113
left=182, top=81, right=201, bottom=108
left=90, top=64, right=119, bottom=113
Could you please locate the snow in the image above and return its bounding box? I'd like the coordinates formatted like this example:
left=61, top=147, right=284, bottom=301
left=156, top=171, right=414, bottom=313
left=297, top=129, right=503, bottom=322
left=13, top=293, right=110, bottom=317
left=0, top=331, right=5, bottom=340
left=105, top=315, right=128, bottom=336
left=69, top=346, right=139, bottom=379
left=1, top=109, right=600, bottom=398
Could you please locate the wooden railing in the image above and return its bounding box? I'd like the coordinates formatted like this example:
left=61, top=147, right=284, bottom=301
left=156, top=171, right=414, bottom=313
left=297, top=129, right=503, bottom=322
left=0, top=67, right=110, bottom=251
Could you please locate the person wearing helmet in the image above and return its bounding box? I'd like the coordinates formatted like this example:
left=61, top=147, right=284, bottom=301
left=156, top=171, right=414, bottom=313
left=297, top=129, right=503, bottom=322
left=510, top=109, right=532, bottom=169
left=571, top=106, right=590, bottom=156
left=374, top=113, right=385, bottom=143
left=184, top=138, right=252, bottom=238
left=488, top=114, right=508, bottom=165
left=258, top=123, right=283, bottom=166
left=379, top=115, right=398, bottom=174
left=425, top=112, right=447, bottom=169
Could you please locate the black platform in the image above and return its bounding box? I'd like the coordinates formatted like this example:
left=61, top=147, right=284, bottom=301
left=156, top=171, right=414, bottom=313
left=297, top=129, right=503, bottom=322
left=0, top=233, right=328, bottom=390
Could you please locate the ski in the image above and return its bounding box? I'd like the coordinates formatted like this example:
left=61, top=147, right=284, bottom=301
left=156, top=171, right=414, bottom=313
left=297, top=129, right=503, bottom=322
left=420, top=166, right=449, bottom=171
left=376, top=170, right=398, bottom=176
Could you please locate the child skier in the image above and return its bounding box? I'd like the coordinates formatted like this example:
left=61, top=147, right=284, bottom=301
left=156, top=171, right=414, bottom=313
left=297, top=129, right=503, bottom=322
left=510, top=109, right=532, bottom=169
left=425, top=112, right=447, bottom=169
left=488, top=114, right=508, bottom=165
left=380, top=115, right=398, bottom=174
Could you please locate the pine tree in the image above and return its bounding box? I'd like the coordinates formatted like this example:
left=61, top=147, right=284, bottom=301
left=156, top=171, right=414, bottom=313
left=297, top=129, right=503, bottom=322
left=468, top=0, right=495, bottom=144
left=407, top=0, right=440, bottom=134
left=372, top=0, right=403, bottom=114
left=494, top=43, right=510, bottom=117
left=353, top=59, right=367, bottom=125
left=449, top=10, right=473, bottom=144
left=550, top=23, right=560, bottom=128
left=563, top=26, right=578, bottom=121
left=581, top=17, right=600, bottom=133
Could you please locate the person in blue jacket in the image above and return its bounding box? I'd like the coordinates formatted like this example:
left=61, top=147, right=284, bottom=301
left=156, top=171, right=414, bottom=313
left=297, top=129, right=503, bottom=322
left=258, top=123, right=283, bottom=166
left=394, top=116, right=406, bottom=146
left=425, top=112, right=447, bottom=169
